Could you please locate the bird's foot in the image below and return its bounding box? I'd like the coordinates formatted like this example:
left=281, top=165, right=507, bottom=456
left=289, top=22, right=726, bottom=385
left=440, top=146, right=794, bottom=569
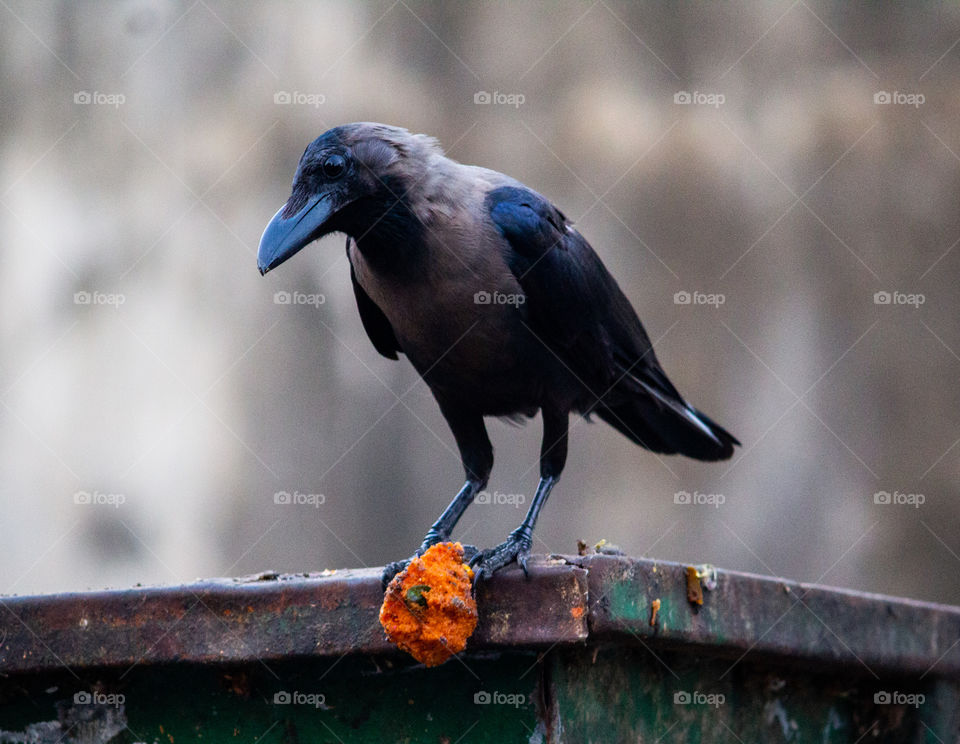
left=469, top=530, right=532, bottom=590
left=380, top=537, right=481, bottom=590
left=380, top=528, right=443, bottom=589
left=381, top=559, right=410, bottom=589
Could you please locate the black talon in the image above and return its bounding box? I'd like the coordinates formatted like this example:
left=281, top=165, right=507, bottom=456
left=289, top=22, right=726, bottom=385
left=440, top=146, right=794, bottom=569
left=470, top=563, right=487, bottom=595
left=418, top=532, right=440, bottom=552
left=381, top=559, right=410, bottom=590
left=468, top=530, right=534, bottom=594
left=518, top=552, right=530, bottom=578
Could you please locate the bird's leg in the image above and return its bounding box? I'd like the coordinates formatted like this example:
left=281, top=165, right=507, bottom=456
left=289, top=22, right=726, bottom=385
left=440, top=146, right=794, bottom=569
left=381, top=480, right=482, bottom=588
left=471, top=409, right=568, bottom=586
left=418, top=478, right=484, bottom=553
left=470, top=474, right=558, bottom=583
left=381, top=408, right=492, bottom=589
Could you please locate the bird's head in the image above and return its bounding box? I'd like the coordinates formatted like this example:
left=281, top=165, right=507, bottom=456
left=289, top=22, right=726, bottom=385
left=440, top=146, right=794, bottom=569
left=257, top=123, right=439, bottom=275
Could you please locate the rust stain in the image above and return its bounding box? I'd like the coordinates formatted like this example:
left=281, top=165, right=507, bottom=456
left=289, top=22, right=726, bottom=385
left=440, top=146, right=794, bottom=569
left=686, top=566, right=703, bottom=606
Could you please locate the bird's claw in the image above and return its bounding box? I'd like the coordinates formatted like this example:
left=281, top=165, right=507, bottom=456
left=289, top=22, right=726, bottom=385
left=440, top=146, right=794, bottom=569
left=418, top=529, right=443, bottom=554
left=381, top=559, right=410, bottom=590
left=381, top=543, right=481, bottom=591
left=468, top=532, right=532, bottom=594
left=382, top=529, right=449, bottom=590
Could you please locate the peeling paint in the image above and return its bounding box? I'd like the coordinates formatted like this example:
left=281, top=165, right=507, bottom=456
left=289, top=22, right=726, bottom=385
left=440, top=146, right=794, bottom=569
left=0, top=703, right=126, bottom=744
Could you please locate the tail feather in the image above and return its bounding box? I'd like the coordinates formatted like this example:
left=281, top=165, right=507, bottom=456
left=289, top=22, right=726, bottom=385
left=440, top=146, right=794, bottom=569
left=595, top=363, right=740, bottom=461
left=596, top=400, right=738, bottom=461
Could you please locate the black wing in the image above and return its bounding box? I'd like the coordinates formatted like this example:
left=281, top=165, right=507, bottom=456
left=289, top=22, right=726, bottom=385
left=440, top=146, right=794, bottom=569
left=488, top=185, right=738, bottom=460
left=347, top=239, right=401, bottom=360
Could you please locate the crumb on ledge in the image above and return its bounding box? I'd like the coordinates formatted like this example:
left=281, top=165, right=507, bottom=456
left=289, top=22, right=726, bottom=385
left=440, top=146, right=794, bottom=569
left=379, top=542, right=478, bottom=666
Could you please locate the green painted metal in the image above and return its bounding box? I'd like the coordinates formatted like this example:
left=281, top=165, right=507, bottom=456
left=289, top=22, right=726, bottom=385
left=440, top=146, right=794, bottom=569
left=2, top=648, right=955, bottom=742
left=0, top=656, right=542, bottom=743
left=549, top=646, right=958, bottom=743
left=579, top=554, right=960, bottom=677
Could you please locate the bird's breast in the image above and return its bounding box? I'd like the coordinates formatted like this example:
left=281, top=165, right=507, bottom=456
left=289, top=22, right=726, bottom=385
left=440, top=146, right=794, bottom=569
left=348, top=237, right=537, bottom=403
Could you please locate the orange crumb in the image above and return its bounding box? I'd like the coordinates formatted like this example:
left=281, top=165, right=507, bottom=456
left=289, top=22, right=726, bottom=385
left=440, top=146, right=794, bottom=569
left=379, top=542, right=478, bottom=666
left=571, top=606, right=585, bottom=619
left=650, top=598, right=661, bottom=626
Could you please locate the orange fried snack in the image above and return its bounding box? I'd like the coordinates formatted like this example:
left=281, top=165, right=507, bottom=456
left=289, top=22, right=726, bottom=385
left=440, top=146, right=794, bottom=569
left=379, top=542, right=478, bottom=666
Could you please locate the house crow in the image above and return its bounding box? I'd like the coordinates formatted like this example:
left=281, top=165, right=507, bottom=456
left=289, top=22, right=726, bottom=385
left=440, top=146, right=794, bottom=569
left=257, top=123, right=739, bottom=586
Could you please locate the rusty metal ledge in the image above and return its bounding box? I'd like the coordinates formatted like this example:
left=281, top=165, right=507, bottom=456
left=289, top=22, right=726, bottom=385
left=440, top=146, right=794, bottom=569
left=0, top=554, right=957, bottom=679
left=576, top=554, right=960, bottom=679
left=0, top=560, right=588, bottom=675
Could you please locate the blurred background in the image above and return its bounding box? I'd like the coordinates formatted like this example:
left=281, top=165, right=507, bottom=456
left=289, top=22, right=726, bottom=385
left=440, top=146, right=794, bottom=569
left=1, top=1, right=959, bottom=604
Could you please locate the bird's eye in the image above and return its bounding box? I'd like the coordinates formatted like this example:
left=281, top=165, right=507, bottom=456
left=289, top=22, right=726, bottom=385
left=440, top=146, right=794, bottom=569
left=322, top=154, right=346, bottom=179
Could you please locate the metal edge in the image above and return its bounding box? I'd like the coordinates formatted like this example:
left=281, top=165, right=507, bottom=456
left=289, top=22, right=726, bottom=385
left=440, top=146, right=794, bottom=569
left=1, top=554, right=957, bottom=678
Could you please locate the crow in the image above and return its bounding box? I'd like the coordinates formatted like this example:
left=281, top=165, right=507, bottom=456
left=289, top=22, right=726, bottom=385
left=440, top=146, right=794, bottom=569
left=257, top=123, right=739, bottom=586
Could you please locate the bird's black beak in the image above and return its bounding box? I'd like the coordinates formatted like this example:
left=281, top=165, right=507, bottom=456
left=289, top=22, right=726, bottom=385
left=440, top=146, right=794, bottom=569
left=257, top=193, right=334, bottom=275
